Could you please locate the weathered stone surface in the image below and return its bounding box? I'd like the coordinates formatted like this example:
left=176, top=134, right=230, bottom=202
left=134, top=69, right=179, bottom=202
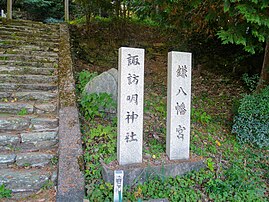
left=30, top=118, right=58, bottom=130
left=107, top=68, right=118, bottom=83
left=0, top=29, right=59, bottom=41
left=0, top=19, right=59, bottom=197
left=0, top=29, right=58, bottom=40
left=0, top=19, right=59, bottom=29
left=117, top=47, right=145, bottom=165
left=0, top=34, right=59, bottom=44
left=0, top=22, right=58, bottom=34
left=20, top=131, right=58, bottom=150
left=16, top=153, right=54, bottom=167
left=0, top=45, right=58, bottom=55
left=57, top=24, right=84, bottom=202
left=0, top=102, right=34, bottom=114
left=21, top=131, right=58, bottom=142
left=57, top=107, right=84, bottom=202
left=0, top=75, right=57, bottom=84
left=35, top=103, right=57, bottom=114
left=0, top=59, right=55, bottom=68
left=0, top=133, right=20, bottom=147
left=147, top=199, right=169, bottom=202
left=0, top=116, right=29, bottom=131
left=0, top=92, right=12, bottom=99
left=13, top=91, right=57, bottom=101
left=0, top=43, right=56, bottom=53
left=84, top=68, right=118, bottom=102
left=167, top=52, right=192, bottom=160
left=102, top=157, right=205, bottom=186
left=0, top=83, right=57, bottom=92
left=0, top=54, right=58, bottom=63
left=0, top=169, right=50, bottom=192
left=0, top=66, right=55, bottom=76
left=0, top=154, right=16, bottom=165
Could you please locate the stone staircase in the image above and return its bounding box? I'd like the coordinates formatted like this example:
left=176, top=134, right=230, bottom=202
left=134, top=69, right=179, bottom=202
left=0, top=19, right=59, bottom=197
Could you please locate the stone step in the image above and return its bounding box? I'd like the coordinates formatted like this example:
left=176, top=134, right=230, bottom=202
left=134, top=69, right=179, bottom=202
left=0, top=34, right=59, bottom=44
left=17, top=152, right=55, bottom=167
left=0, top=115, right=58, bottom=132
left=0, top=54, right=58, bottom=63
left=0, top=91, right=58, bottom=102
left=0, top=168, right=55, bottom=193
left=0, top=152, right=56, bottom=168
left=0, top=23, right=59, bottom=34
left=34, top=103, right=58, bottom=114
left=0, top=33, right=59, bottom=44
left=0, top=44, right=59, bottom=53
left=0, top=152, right=55, bottom=168
left=0, top=102, right=34, bottom=114
left=0, top=153, right=16, bottom=167
left=0, top=20, right=59, bottom=31
left=0, top=132, right=19, bottom=152
left=0, top=116, right=30, bottom=131
left=0, top=66, right=56, bottom=75
left=0, top=74, right=57, bottom=84
left=0, top=29, right=59, bottom=40
left=0, top=83, right=58, bottom=92
left=0, top=59, right=56, bottom=68
left=19, top=130, right=58, bottom=151
left=0, top=39, right=58, bottom=50
left=0, top=49, right=58, bottom=58
left=0, top=102, right=57, bottom=115
left=0, top=129, right=58, bottom=152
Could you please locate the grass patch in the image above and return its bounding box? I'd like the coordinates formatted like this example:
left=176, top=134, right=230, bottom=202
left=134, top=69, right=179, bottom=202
left=0, top=184, right=12, bottom=199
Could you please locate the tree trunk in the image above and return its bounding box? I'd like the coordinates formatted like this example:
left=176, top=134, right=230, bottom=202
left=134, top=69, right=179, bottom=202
left=256, top=40, right=269, bottom=92
left=115, top=0, right=121, bottom=17
left=65, top=0, right=69, bottom=22
left=7, top=0, right=12, bottom=19
left=84, top=0, right=92, bottom=31
left=123, top=0, right=126, bottom=19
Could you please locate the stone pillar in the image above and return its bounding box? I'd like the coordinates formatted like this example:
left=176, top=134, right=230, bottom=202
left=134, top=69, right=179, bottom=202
left=7, top=0, right=12, bottom=20
left=117, top=47, right=145, bottom=165
left=64, top=0, right=69, bottom=22
left=166, top=51, right=192, bottom=160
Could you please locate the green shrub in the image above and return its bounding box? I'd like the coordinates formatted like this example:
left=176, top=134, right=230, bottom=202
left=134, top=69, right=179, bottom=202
left=76, top=70, right=98, bottom=93
left=241, top=73, right=259, bottom=92
left=44, top=17, right=64, bottom=23
left=232, top=86, right=269, bottom=148
left=80, top=92, right=116, bottom=120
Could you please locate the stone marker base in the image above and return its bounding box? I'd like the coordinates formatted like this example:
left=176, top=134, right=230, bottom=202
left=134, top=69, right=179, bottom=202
left=101, top=156, right=205, bottom=186
left=146, top=199, right=169, bottom=202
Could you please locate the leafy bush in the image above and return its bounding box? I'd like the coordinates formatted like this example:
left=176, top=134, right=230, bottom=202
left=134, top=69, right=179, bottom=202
left=232, top=86, right=269, bottom=148
left=76, top=70, right=98, bottom=93
left=242, top=73, right=259, bottom=92
left=44, top=17, right=64, bottom=23
left=80, top=92, right=116, bottom=120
